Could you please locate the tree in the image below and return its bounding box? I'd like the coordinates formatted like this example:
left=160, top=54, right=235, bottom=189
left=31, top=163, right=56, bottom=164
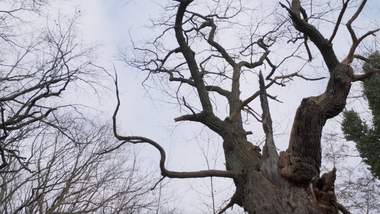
left=0, top=2, right=179, bottom=214
left=342, top=52, right=380, bottom=180
left=0, top=0, right=95, bottom=172
left=0, top=117, right=160, bottom=213
left=111, top=0, right=380, bottom=213
left=0, top=2, right=175, bottom=213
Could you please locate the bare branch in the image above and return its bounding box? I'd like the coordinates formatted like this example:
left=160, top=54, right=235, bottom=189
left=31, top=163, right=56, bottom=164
left=240, top=69, right=323, bottom=111
left=343, top=28, right=380, bottom=64
left=259, top=72, right=277, bottom=159
left=107, top=76, right=237, bottom=179
left=174, top=0, right=214, bottom=113
left=337, top=202, right=352, bottom=214
left=217, top=191, right=241, bottom=214
left=280, top=1, right=339, bottom=70
left=170, top=77, right=231, bottom=98
left=354, top=54, right=369, bottom=63
left=342, top=0, right=380, bottom=64
left=329, top=0, right=350, bottom=43
left=259, top=72, right=280, bottom=185
left=186, top=13, right=237, bottom=67
left=352, top=67, right=380, bottom=82
left=238, top=39, right=270, bottom=69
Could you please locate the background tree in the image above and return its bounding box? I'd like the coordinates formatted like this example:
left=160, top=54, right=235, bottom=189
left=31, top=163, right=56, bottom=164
left=0, top=0, right=95, bottom=172
left=0, top=117, right=160, bottom=214
left=0, top=2, right=173, bottom=214
left=111, top=0, right=380, bottom=213
left=342, top=52, right=380, bottom=179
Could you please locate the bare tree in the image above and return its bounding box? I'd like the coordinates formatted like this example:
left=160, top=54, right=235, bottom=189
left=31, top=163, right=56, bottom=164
left=0, top=117, right=160, bottom=214
left=0, top=2, right=177, bottom=214
left=110, top=0, right=380, bottom=213
left=0, top=0, right=98, bottom=173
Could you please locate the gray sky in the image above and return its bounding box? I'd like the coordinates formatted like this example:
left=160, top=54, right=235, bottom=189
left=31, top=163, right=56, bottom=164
left=49, top=0, right=380, bottom=213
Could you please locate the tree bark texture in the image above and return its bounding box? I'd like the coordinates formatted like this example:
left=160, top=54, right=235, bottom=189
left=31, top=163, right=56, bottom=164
left=220, top=68, right=352, bottom=213
left=223, top=64, right=353, bottom=214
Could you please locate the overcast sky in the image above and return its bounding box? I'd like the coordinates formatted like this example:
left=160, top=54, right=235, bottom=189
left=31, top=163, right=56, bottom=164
left=49, top=0, right=380, bottom=213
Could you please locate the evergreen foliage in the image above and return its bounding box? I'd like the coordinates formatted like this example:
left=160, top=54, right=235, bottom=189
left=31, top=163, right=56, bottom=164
left=342, top=52, right=380, bottom=179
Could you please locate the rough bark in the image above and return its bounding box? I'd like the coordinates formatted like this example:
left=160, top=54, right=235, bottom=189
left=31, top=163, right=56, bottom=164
left=218, top=66, right=353, bottom=213
left=221, top=116, right=343, bottom=214
left=279, top=64, right=353, bottom=184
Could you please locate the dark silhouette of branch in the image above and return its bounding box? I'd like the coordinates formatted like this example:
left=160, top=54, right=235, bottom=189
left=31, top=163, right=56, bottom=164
left=105, top=75, right=237, bottom=179
left=329, top=0, right=350, bottom=43
left=343, top=0, right=380, bottom=64
left=280, top=1, right=339, bottom=70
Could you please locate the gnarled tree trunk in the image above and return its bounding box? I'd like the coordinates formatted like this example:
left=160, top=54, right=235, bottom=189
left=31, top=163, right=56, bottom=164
left=114, top=0, right=379, bottom=213
left=223, top=64, right=353, bottom=214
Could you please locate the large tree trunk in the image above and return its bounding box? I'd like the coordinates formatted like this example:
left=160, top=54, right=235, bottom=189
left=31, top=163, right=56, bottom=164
left=222, top=128, right=339, bottom=214
left=222, top=64, right=353, bottom=214
left=223, top=128, right=340, bottom=214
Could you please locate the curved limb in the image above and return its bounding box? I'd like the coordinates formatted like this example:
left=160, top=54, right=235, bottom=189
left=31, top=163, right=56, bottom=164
left=101, top=74, right=237, bottom=180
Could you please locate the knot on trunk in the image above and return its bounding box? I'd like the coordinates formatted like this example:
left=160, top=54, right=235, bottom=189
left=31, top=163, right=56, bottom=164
left=310, top=168, right=339, bottom=214
left=278, top=150, right=320, bottom=184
